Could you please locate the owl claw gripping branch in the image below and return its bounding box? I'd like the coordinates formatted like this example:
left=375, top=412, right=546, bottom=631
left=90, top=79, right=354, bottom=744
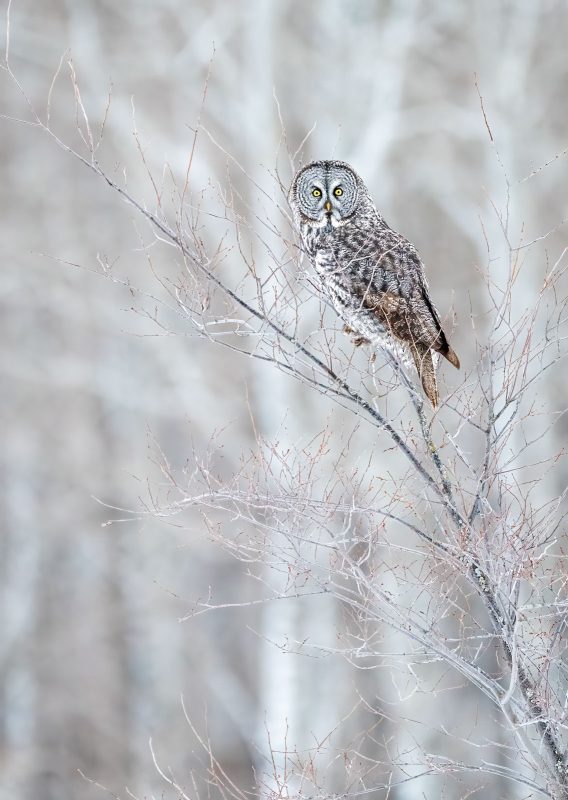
left=289, top=160, right=460, bottom=408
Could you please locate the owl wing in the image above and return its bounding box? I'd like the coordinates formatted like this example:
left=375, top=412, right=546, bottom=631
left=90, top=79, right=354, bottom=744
left=353, top=235, right=460, bottom=368
left=354, top=287, right=439, bottom=405
left=415, top=282, right=460, bottom=369
left=359, top=283, right=460, bottom=369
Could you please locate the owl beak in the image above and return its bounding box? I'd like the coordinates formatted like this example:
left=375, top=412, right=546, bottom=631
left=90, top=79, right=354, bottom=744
left=324, top=200, right=332, bottom=213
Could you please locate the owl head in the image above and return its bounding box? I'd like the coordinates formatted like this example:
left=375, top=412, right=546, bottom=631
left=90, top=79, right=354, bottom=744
left=288, top=160, right=371, bottom=229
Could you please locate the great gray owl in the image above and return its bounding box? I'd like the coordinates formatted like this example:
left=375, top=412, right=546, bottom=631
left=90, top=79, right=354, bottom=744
left=288, top=159, right=460, bottom=407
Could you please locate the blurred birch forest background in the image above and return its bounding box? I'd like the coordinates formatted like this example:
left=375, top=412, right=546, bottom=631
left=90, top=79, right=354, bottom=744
left=1, top=1, right=568, bottom=798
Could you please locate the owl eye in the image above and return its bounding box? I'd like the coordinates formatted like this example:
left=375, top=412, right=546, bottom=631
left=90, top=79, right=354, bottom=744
left=333, top=187, right=343, bottom=197
left=312, top=188, right=322, bottom=198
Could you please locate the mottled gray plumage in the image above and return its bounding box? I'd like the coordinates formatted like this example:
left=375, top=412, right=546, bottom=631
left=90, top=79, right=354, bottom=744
left=288, top=159, right=460, bottom=407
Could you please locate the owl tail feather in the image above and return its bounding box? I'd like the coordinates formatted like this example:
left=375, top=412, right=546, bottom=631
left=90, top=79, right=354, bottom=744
left=410, top=345, right=439, bottom=408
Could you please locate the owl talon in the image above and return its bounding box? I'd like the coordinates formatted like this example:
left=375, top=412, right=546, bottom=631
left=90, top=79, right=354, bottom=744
left=342, top=324, right=369, bottom=347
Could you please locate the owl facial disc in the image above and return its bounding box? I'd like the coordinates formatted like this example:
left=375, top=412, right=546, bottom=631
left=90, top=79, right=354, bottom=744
left=290, top=161, right=360, bottom=228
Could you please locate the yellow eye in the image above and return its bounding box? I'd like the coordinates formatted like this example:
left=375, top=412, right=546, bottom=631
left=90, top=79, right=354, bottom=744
left=312, top=188, right=322, bottom=197
left=333, top=187, right=343, bottom=197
